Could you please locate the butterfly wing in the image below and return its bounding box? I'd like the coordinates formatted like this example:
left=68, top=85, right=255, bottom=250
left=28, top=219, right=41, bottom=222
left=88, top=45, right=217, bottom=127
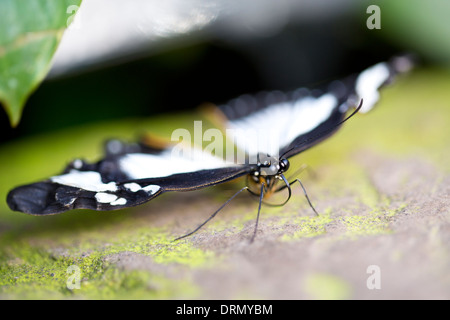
left=214, top=57, right=413, bottom=160
left=7, top=56, right=413, bottom=215
left=7, top=141, right=252, bottom=215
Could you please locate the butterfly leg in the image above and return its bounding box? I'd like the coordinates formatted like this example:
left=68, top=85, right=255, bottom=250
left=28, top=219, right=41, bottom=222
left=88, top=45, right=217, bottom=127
left=174, top=186, right=249, bottom=241
left=293, top=178, right=319, bottom=216
left=250, top=183, right=265, bottom=243
left=271, top=174, right=318, bottom=216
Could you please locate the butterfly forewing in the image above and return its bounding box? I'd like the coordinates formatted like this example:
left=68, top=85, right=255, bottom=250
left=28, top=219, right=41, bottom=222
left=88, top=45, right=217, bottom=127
left=7, top=142, right=251, bottom=215
left=217, top=60, right=406, bottom=160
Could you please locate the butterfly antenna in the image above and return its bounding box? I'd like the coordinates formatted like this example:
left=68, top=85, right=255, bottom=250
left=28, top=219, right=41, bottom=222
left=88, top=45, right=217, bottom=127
left=250, top=183, right=265, bottom=243
left=295, top=178, right=319, bottom=216
left=174, top=186, right=249, bottom=241
left=280, top=99, right=364, bottom=159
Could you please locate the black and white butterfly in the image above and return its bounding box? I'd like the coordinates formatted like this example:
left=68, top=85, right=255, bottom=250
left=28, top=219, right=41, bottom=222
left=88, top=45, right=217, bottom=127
left=7, top=56, right=413, bottom=241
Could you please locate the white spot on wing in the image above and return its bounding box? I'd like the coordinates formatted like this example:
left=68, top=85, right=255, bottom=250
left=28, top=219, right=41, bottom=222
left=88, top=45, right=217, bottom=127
left=95, top=192, right=118, bottom=203
left=73, top=159, right=83, bottom=169
left=124, top=182, right=142, bottom=192
left=51, top=170, right=117, bottom=192
left=142, top=185, right=160, bottom=194
left=110, top=197, right=127, bottom=206
left=123, top=182, right=159, bottom=195
left=356, top=62, right=390, bottom=113
left=106, top=139, right=123, bottom=154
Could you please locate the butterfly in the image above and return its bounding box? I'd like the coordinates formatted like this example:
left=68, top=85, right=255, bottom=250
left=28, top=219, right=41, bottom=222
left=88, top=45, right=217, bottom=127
left=7, top=56, right=413, bottom=241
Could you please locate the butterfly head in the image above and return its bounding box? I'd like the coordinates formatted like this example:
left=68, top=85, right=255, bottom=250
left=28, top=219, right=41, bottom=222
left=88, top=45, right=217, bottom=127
left=248, top=154, right=290, bottom=195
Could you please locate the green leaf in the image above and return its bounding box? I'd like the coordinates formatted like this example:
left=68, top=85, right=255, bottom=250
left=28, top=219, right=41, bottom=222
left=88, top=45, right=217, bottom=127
left=0, top=0, right=82, bottom=127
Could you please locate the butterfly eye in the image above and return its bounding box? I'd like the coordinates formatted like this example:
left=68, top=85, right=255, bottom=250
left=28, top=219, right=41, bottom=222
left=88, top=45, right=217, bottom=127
left=280, top=158, right=290, bottom=172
